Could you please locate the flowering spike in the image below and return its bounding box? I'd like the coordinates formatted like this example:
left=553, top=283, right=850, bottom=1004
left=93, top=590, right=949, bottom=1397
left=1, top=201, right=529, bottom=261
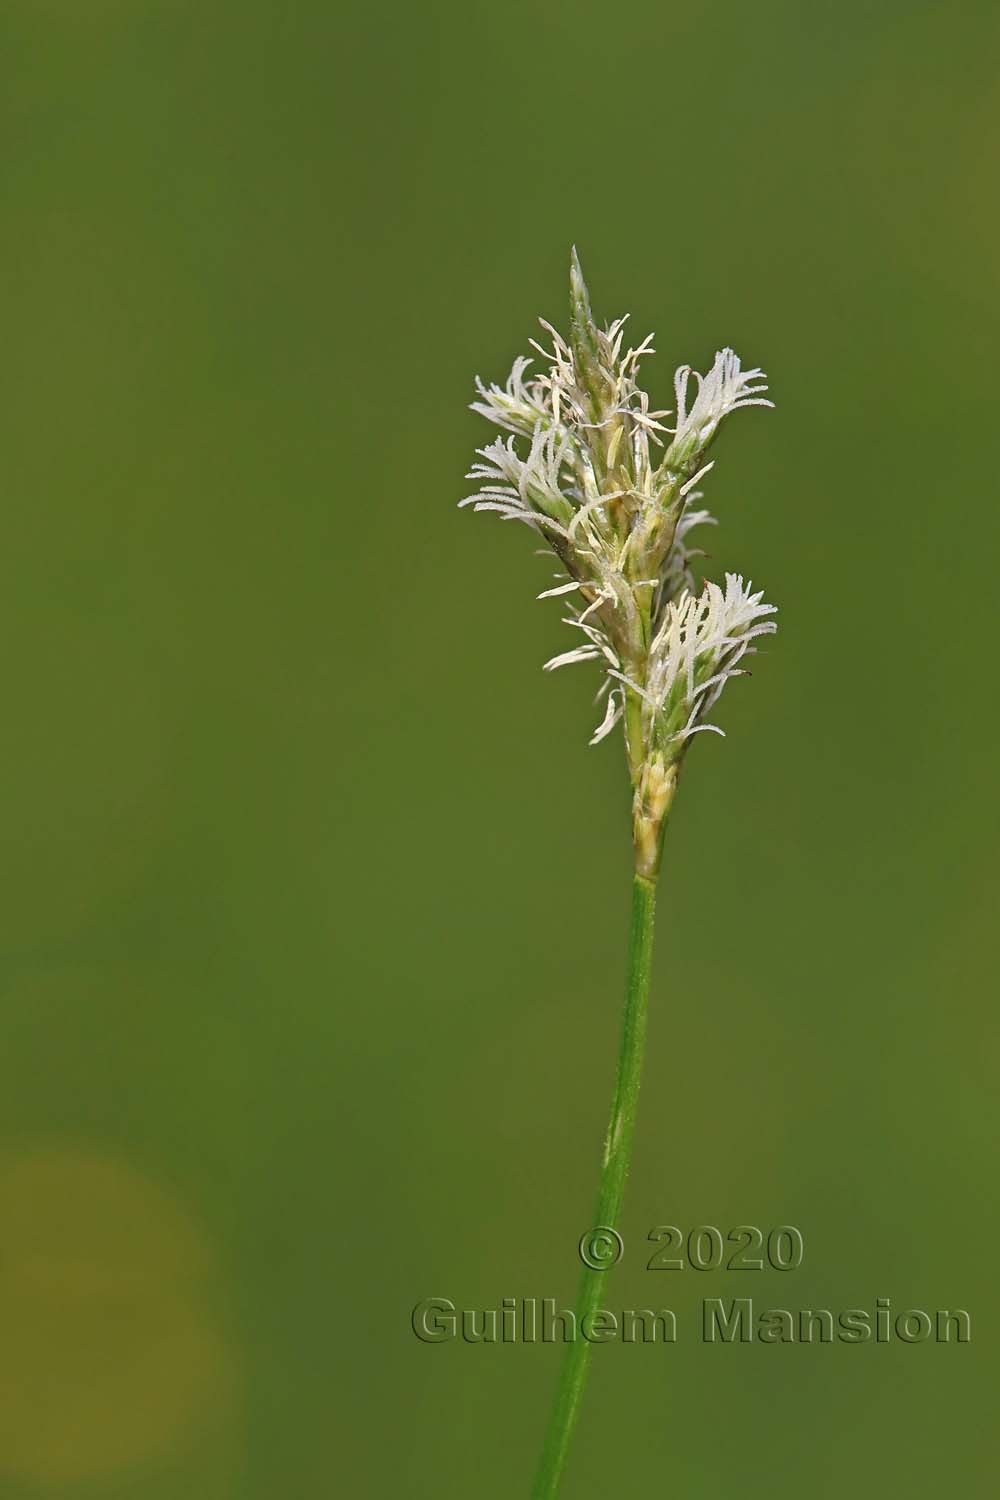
left=461, top=252, right=777, bottom=877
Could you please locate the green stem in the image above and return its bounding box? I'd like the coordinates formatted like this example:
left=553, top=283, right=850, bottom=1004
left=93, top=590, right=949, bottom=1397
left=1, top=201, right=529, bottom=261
left=530, top=872, right=657, bottom=1499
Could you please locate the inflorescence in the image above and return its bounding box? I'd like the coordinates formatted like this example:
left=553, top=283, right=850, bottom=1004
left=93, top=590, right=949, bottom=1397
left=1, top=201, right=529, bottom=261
left=462, top=252, right=776, bottom=877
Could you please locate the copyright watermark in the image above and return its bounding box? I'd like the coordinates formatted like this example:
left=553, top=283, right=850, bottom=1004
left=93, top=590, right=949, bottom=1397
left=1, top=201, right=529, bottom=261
left=412, top=1296, right=675, bottom=1344
left=411, top=1295, right=971, bottom=1346
left=578, top=1226, right=624, bottom=1269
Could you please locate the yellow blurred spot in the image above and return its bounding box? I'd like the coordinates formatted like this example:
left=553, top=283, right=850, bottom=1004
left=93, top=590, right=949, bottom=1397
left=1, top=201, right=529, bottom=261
left=0, top=1145, right=235, bottom=1484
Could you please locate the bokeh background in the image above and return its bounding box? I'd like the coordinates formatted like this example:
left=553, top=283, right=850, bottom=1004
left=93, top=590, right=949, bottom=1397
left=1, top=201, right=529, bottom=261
left=0, top=0, right=997, bottom=1495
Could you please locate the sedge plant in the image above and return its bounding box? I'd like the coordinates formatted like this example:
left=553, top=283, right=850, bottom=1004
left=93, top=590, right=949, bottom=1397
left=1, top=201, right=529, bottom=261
left=461, top=251, right=777, bottom=1497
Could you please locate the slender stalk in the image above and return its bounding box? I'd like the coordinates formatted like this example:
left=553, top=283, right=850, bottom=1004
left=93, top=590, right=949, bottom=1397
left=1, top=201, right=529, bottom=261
left=531, top=871, right=657, bottom=1500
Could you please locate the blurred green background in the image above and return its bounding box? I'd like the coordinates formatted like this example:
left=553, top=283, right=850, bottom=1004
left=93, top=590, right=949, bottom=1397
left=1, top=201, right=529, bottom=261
left=0, top=0, right=997, bottom=1495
